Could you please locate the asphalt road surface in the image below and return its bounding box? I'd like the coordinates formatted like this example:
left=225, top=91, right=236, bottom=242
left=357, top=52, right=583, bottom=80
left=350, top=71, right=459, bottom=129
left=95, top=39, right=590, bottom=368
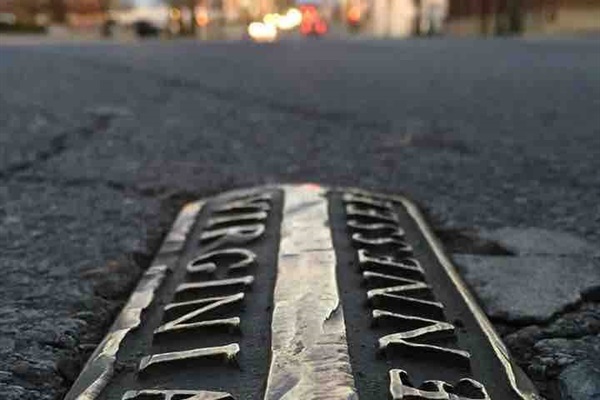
left=1, top=37, right=599, bottom=400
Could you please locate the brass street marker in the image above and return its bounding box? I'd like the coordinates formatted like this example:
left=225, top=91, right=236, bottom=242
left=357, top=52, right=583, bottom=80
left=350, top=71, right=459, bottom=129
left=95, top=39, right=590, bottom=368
left=65, top=185, right=540, bottom=400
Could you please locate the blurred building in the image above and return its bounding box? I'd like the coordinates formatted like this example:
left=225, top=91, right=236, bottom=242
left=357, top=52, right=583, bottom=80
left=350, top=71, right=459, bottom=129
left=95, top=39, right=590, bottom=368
left=0, top=0, right=249, bottom=30
left=339, top=0, right=598, bottom=37
left=447, top=0, right=600, bottom=35
left=342, top=0, right=449, bottom=37
left=370, top=0, right=417, bottom=36
left=0, top=0, right=48, bottom=25
left=64, top=0, right=110, bottom=27
left=0, top=0, right=111, bottom=27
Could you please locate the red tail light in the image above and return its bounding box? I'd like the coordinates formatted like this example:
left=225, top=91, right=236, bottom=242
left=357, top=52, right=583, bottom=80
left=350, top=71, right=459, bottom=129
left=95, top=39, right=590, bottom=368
left=315, top=21, right=327, bottom=35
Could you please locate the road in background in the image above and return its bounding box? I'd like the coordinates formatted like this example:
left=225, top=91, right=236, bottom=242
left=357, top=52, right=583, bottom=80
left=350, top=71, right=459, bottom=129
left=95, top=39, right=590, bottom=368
left=0, top=38, right=599, bottom=399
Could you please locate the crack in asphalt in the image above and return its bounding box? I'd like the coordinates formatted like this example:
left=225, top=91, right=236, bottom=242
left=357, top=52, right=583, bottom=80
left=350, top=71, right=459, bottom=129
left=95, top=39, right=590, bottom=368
left=52, top=186, right=205, bottom=395
left=0, top=114, right=116, bottom=180
left=42, top=51, right=390, bottom=131
left=10, top=175, right=168, bottom=199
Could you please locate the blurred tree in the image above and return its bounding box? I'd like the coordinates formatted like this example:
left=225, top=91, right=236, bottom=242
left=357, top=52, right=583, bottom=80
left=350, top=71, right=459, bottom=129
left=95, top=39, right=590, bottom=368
left=16, top=0, right=46, bottom=24
left=413, top=0, right=421, bottom=36
left=99, top=0, right=112, bottom=12
left=49, top=0, right=66, bottom=22
left=98, top=0, right=114, bottom=23
left=167, top=0, right=198, bottom=35
left=495, top=0, right=524, bottom=34
left=186, top=0, right=197, bottom=35
left=508, top=0, right=524, bottom=33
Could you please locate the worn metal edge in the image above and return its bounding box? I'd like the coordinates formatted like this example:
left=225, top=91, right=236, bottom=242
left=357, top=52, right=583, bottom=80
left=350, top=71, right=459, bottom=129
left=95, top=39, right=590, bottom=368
left=398, top=196, right=540, bottom=400
left=64, top=201, right=204, bottom=400
left=339, top=186, right=540, bottom=400
left=63, top=183, right=541, bottom=400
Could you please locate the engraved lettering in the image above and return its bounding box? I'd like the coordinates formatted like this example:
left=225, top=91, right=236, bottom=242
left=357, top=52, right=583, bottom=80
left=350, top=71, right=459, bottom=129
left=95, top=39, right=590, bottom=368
left=375, top=310, right=470, bottom=366
left=358, top=249, right=424, bottom=279
left=176, top=276, right=254, bottom=296
left=347, top=219, right=405, bottom=237
left=187, top=249, right=256, bottom=274
left=213, top=192, right=272, bottom=213
left=363, top=271, right=422, bottom=287
left=367, top=280, right=433, bottom=300
left=156, top=293, right=244, bottom=335
left=352, top=233, right=413, bottom=254
left=122, top=389, right=234, bottom=400
left=138, top=343, right=240, bottom=372
left=369, top=293, right=445, bottom=320
left=200, top=224, right=265, bottom=247
left=346, top=204, right=399, bottom=224
left=343, top=192, right=394, bottom=210
left=389, top=369, right=490, bottom=400
left=206, top=211, right=268, bottom=229
left=342, top=192, right=477, bottom=375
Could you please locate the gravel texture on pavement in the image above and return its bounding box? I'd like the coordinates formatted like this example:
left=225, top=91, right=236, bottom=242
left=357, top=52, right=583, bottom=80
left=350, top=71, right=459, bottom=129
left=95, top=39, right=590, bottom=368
left=454, top=229, right=600, bottom=400
left=0, top=38, right=599, bottom=400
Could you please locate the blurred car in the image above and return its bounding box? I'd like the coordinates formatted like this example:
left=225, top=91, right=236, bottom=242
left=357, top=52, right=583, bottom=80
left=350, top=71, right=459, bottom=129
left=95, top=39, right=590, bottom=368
left=299, top=4, right=328, bottom=37
left=109, top=5, right=168, bottom=38
left=132, top=20, right=161, bottom=37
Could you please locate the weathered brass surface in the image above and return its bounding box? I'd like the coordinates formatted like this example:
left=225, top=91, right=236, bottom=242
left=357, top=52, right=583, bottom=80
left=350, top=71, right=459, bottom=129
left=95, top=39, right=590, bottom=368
left=64, top=185, right=540, bottom=400
left=263, top=185, right=357, bottom=400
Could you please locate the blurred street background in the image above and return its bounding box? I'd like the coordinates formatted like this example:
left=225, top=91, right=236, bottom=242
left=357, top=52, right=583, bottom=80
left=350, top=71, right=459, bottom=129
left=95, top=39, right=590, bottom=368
left=0, top=0, right=599, bottom=43
left=1, top=1, right=600, bottom=400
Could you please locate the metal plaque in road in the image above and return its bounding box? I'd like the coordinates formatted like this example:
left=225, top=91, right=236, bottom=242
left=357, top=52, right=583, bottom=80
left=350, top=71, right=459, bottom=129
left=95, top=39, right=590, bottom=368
left=65, top=184, right=540, bottom=400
